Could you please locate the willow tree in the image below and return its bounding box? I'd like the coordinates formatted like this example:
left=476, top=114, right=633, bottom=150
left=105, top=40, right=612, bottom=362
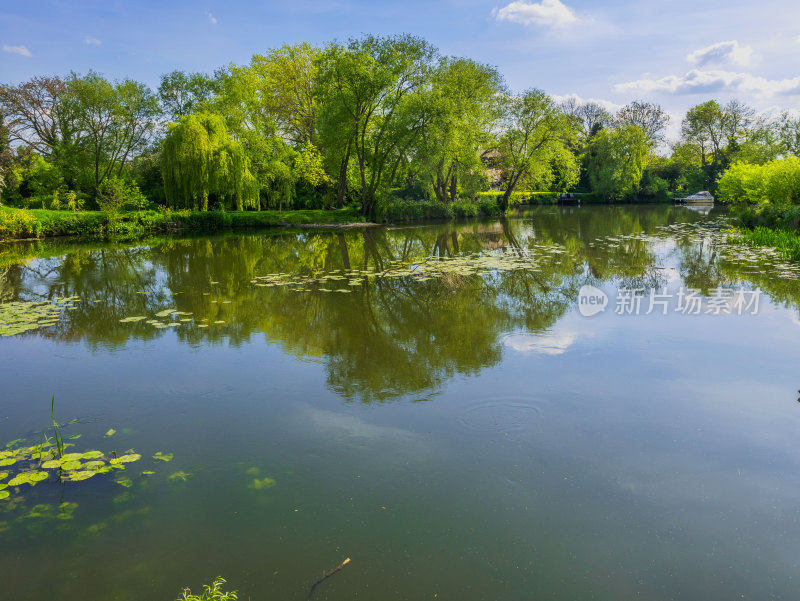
left=161, top=112, right=257, bottom=211
left=494, top=89, right=578, bottom=210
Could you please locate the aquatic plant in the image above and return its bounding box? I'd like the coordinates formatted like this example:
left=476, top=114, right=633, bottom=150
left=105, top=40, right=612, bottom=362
left=177, top=577, right=238, bottom=601
left=0, top=297, right=79, bottom=337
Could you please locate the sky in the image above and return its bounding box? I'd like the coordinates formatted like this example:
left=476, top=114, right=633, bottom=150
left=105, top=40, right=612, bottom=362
left=2, top=0, right=799, bottom=142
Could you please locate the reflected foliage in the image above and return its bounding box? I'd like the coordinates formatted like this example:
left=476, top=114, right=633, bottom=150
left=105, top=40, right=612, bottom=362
left=2, top=206, right=799, bottom=401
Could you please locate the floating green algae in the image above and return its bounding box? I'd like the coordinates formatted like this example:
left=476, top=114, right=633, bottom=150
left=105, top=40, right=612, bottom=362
left=0, top=297, right=80, bottom=337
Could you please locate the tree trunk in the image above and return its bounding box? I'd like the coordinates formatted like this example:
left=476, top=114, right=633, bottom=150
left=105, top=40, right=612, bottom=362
left=449, top=173, right=458, bottom=203
left=336, top=144, right=350, bottom=208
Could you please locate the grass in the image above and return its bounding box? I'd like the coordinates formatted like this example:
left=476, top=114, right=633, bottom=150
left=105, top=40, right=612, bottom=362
left=727, top=226, right=800, bottom=262
left=0, top=205, right=362, bottom=242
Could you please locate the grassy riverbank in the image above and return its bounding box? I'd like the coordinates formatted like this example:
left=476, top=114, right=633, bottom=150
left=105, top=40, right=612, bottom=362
left=0, top=206, right=364, bottom=242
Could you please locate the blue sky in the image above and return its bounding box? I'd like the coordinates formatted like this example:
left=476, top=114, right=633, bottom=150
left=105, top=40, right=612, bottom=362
left=2, top=0, right=799, bottom=139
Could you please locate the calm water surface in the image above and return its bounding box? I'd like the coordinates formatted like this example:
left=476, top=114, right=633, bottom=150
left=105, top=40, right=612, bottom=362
left=2, top=205, right=800, bottom=600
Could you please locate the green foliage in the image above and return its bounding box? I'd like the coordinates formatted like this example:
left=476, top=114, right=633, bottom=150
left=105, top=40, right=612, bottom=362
left=161, top=113, right=258, bottom=211
left=375, top=198, right=498, bottom=222
left=317, top=34, right=437, bottom=214
left=717, top=157, right=800, bottom=211
left=0, top=208, right=41, bottom=238
left=728, top=226, right=800, bottom=262
left=585, top=125, right=653, bottom=200
left=178, top=578, right=238, bottom=601
left=494, top=89, right=578, bottom=210
left=98, top=177, right=150, bottom=211
left=158, top=70, right=216, bottom=121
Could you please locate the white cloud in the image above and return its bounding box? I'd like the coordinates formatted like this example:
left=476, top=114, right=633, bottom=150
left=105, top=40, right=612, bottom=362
left=206, top=11, right=218, bottom=25
left=84, top=37, right=101, bottom=46
left=503, top=331, right=577, bottom=355
left=615, top=69, right=800, bottom=97
left=2, top=44, right=32, bottom=57
left=687, top=40, right=756, bottom=67
left=550, top=92, right=622, bottom=113
left=492, top=0, right=578, bottom=28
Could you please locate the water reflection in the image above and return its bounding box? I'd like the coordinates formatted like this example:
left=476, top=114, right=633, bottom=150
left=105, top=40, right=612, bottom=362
left=2, top=205, right=799, bottom=401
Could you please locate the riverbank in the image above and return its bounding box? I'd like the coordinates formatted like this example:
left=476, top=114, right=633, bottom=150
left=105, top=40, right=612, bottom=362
left=0, top=206, right=365, bottom=243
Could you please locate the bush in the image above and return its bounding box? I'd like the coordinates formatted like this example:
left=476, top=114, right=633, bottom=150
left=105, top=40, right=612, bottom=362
left=98, top=177, right=150, bottom=212
left=718, top=157, right=800, bottom=211
left=476, top=196, right=502, bottom=216
left=0, top=209, right=41, bottom=238
left=375, top=199, right=454, bottom=222
left=452, top=200, right=478, bottom=218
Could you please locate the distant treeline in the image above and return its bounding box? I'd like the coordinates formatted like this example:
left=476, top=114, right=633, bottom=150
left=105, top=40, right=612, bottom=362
left=1, top=34, right=799, bottom=216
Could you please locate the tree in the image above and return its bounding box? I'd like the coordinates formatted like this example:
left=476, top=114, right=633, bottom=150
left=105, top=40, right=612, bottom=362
left=778, top=112, right=800, bottom=156
left=161, top=112, right=257, bottom=211
left=561, top=99, right=612, bottom=138
left=414, top=57, right=503, bottom=203
left=67, top=73, right=160, bottom=196
left=0, top=76, right=78, bottom=154
left=158, top=70, right=216, bottom=122
left=241, top=44, right=320, bottom=146
left=316, top=34, right=437, bottom=215
left=586, top=125, right=653, bottom=200
left=0, top=113, right=11, bottom=197
left=494, top=89, right=577, bottom=210
left=616, top=101, right=669, bottom=143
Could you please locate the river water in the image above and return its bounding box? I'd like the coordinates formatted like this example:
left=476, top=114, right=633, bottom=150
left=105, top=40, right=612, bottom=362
left=1, top=205, right=800, bottom=600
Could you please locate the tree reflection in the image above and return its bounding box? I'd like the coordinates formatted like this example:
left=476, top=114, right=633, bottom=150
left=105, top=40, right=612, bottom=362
left=3, top=205, right=799, bottom=401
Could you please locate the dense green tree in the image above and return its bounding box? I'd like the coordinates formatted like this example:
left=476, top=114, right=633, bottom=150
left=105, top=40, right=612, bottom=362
left=316, top=34, right=437, bottom=215
left=158, top=70, right=216, bottom=122
left=67, top=73, right=160, bottom=197
left=585, top=125, right=653, bottom=200
left=494, top=89, right=578, bottom=210
left=414, top=58, right=503, bottom=203
left=161, top=112, right=257, bottom=210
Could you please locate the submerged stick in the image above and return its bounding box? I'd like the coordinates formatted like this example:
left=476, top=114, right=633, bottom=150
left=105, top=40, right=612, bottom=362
left=305, top=557, right=351, bottom=600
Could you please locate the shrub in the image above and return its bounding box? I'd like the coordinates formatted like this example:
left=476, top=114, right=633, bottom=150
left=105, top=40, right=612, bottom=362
left=98, top=177, right=150, bottom=212
left=476, top=196, right=502, bottom=216
left=0, top=209, right=42, bottom=238
left=452, top=201, right=478, bottom=218
left=49, top=190, right=61, bottom=210
left=65, top=191, right=84, bottom=212
left=375, top=199, right=454, bottom=222
left=718, top=157, right=800, bottom=211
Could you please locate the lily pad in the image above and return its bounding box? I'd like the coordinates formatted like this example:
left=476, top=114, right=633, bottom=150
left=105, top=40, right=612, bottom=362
left=65, top=471, right=95, bottom=482
left=104, top=429, right=116, bottom=437
left=168, top=471, right=191, bottom=483
left=249, top=477, right=276, bottom=490
left=152, top=451, right=173, bottom=462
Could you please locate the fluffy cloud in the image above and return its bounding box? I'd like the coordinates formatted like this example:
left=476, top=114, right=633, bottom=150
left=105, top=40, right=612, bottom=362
left=492, top=0, right=578, bottom=28
left=686, top=40, right=755, bottom=67
left=550, top=92, right=622, bottom=113
left=84, top=37, right=101, bottom=46
left=206, top=11, right=218, bottom=25
left=615, top=69, right=800, bottom=97
left=2, top=44, right=32, bottom=57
